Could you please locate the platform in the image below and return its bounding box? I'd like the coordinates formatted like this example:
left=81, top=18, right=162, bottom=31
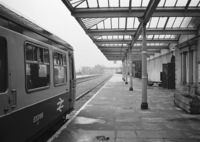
left=50, top=74, right=200, bottom=142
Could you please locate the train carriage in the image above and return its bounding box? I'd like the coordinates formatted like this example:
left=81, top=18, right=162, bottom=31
left=0, top=4, right=76, bottom=142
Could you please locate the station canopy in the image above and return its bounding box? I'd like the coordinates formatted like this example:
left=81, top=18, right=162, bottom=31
left=62, top=0, right=200, bottom=61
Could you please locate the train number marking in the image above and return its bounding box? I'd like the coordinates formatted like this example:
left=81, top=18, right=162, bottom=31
left=33, top=112, right=44, bottom=125
left=57, top=98, right=64, bottom=112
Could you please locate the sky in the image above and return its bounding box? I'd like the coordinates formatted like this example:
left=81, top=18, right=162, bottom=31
left=0, top=0, right=121, bottom=71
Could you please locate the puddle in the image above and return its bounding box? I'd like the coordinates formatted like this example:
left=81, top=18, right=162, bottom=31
left=74, top=116, right=106, bottom=124
left=96, top=136, right=110, bottom=142
left=57, top=129, right=94, bottom=142
left=167, top=117, right=200, bottom=122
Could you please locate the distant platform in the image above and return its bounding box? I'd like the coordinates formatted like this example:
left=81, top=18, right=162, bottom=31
left=76, top=74, right=100, bottom=78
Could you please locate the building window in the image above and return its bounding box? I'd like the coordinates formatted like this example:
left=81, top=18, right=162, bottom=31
left=25, top=43, right=50, bottom=91
left=0, top=37, right=7, bottom=93
left=53, top=52, right=67, bottom=86
left=181, top=50, right=195, bottom=84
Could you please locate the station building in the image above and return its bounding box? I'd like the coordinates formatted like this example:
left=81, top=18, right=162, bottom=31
left=147, top=29, right=200, bottom=95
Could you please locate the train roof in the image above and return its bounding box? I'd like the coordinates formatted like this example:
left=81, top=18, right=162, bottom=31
left=0, top=4, right=73, bottom=51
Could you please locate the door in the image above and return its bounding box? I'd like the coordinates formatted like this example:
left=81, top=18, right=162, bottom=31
left=167, top=63, right=175, bottom=89
left=0, top=37, right=16, bottom=113
left=162, top=63, right=175, bottom=89
left=0, top=37, right=7, bottom=94
left=69, top=52, right=76, bottom=109
left=162, top=64, right=168, bottom=88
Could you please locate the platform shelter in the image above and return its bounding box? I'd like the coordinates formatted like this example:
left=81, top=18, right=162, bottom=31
left=61, top=0, right=200, bottom=110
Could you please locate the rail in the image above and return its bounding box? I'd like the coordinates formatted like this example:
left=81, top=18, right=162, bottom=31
left=76, top=74, right=112, bottom=101
left=76, top=74, right=102, bottom=84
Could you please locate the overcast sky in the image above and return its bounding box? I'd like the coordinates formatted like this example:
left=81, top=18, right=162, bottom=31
left=0, top=0, right=121, bottom=71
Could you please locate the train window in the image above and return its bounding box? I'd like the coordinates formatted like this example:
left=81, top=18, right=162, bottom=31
left=53, top=52, right=67, bottom=86
left=33, top=46, right=37, bottom=61
left=26, top=45, right=33, bottom=61
left=0, top=37, right=7, bottom=93
left=63, top=54, right=67, bottom=65
left=38, top=48, right=44, bottom=63
left=54, top=52, right=59, bottom=65
left=71, top=56, right=75, bottom=80
left=25, top=43, right=50, bottom=91
left=44, top=49, right=49, bottom=63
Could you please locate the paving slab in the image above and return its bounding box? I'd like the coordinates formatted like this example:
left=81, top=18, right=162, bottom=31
left=51, top=74, right=200, bottom=142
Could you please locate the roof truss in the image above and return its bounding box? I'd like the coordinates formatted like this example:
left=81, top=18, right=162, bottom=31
left=62, top=0, right=200, bottom=61
left=72, top=7, right=200, bottom=18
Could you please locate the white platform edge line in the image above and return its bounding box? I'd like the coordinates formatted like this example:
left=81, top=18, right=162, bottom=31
left=47, top=76, right=112, bottom=142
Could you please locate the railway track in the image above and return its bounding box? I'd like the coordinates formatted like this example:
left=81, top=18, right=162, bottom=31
left=73, top=74, right=113, bottom=114
left=76, top=74, right=111, bottom=99
left=34, top=74, right=113, bottom=142
left=76, top=74, right=102, bottom=84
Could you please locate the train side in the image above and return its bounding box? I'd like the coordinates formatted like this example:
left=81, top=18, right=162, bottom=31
left=0, top=5, right=76, bottom=142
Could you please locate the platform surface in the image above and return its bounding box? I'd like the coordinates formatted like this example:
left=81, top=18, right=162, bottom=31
left=51, top=74, right=200, bottom=142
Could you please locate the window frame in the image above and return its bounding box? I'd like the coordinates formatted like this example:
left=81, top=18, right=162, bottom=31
left=53, top=51, right=67, bottom=87
left=0, top=36, right=8, bottom=94
left=24, top=41, right=50, bottom=93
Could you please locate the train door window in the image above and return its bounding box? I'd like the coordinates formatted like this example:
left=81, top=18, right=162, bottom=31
left=0, top=37, right=7, bottom=93
left=70, top=55, right=75, bottom=80
left=26, top=45, right=33, bottom=61
left=53, top=52, right=67, bottom=86
left=44, top=49, right=49, bottom=63
left=25, top=43, right=50, bottom=92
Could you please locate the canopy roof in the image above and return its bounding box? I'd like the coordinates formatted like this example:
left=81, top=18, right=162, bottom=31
left=62, top=0, right=200, bottom=61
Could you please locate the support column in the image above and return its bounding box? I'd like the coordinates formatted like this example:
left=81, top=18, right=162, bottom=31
left=122, top=60, right=125, bottom=81
left=197, top=29, right=200, bottom=94
left=193, top=51, right=197, bottom=84
left=141, top=24, right=148, bottom=110
left=181, top=53, right=184, bottom=82
left=182, top=53, right=186, bottom=83
left=129, top=48, right=133, bottom=91
left=188, top=50, right=193, bottom=84
left=125, top=55, right=128, bottom=84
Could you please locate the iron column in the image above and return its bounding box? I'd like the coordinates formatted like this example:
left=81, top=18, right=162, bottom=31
left=125, top=55, right=128, bottom=84
left=141, top=24, right=148, bottom=109
left=122, top=60, right=125, bottom=81
left=129, top=48, right=133, bottom=91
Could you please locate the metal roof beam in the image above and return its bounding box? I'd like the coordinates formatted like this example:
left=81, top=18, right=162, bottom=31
left=130, top=0, right=160, bottom=48
left=98, top=45, right=169, bottom=50
left=100, top=48, right=161, bottom=52
left=103, top=51, right=160, bottom=54
left=106, top=55, right=142, bottom=60
left=61, top=0, right=73, bottom=12
left=72, top=8, right=200, bottom=18
left=88, top=28, right=197, bottom=36
left=104, top=53, right=154, bottom=57
left=95, top=39, right=177, bottom=44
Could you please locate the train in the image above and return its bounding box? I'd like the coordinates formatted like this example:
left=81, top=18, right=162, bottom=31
left=0, top=4, right=76, bottom=142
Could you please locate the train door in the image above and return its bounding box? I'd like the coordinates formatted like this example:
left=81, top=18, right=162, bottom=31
left=0, top=36, right=7, bottom=142
left=0, top=37, right=8, bottom=113
left=69, top=52, right=76, bottom=109
left=0, top=37, right=7, bottom=94
left=0, top=37, right=16, bottom=114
